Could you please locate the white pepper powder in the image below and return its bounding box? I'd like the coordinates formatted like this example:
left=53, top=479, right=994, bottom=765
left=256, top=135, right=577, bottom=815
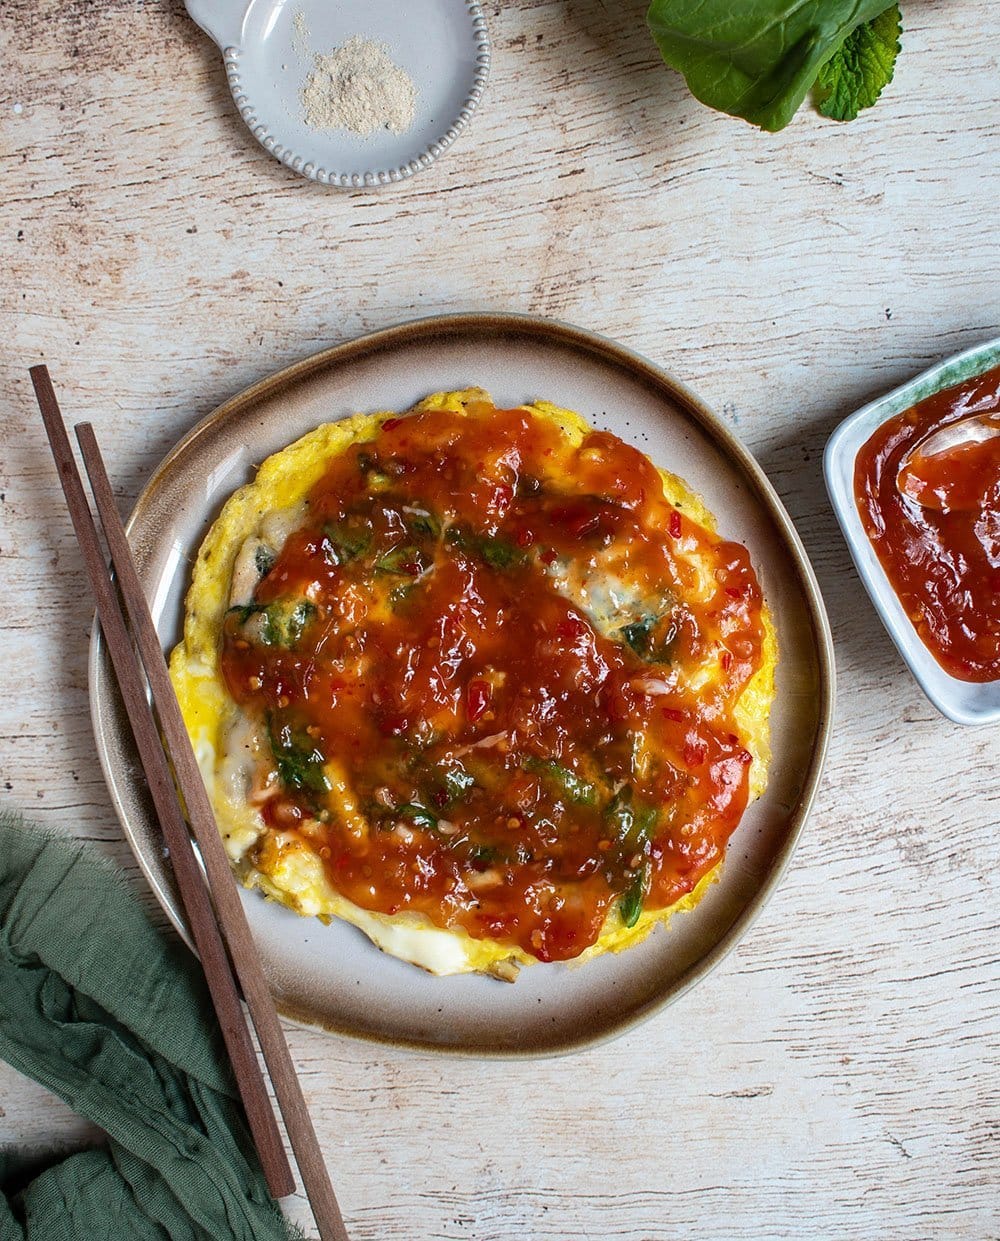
left=300, top=35, right=417, bottom=137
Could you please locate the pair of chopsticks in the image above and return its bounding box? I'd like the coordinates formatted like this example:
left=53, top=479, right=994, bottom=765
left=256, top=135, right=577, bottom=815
left=30, top=366, right=350, bottom=1241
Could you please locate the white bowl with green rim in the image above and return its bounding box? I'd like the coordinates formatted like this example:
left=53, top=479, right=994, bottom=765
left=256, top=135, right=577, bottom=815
left=824, top=337, right=1000, bottom=726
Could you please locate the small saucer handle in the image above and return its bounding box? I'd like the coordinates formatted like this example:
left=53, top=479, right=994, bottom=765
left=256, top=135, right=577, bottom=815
left=184, top=0, right=250, bottom=49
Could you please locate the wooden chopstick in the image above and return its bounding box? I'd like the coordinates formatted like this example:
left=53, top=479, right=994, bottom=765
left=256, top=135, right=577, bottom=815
left=73, top=424, right=350, bottom=1241
left=33, top=367, right=351, bottom=1240
left=29, top=365, right=294, bottom=1199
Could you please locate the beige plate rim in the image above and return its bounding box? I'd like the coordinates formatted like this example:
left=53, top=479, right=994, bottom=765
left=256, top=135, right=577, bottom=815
left=89, top=311, right=836, bottom=1058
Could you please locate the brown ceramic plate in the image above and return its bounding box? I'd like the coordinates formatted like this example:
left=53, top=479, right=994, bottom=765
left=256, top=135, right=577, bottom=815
left=89, top=313, right=834, bottom=1057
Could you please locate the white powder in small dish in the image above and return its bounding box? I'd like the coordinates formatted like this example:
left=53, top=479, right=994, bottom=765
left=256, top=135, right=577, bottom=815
left=292, top=10, right=310, bottom=56
left=300, top=35, right=417, bottom=137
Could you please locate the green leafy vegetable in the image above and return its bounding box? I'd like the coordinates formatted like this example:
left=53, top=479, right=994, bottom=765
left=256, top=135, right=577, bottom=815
left=405, top=509, right=441, bottom=540
left=469, top=844, right=499, bottom=866
left=322, top=522, right=370, bottom=565
left=267, top=718, right=331, bottom=795
left=621, top=615, right=657, bottom=659
left=523, top=757, right=597, bottom=806
left=605, top=786, right=657, bottom=927
left=814, top=5, right=901, bottom=121
left=254, top=545, right=275, bottom=577
left=618, top=870, right=647, bottom=929
left=375, top=545, right=427, bottom=576
left=480, top=538, right=524, bottom=571
left=619, top=612, right=675, bottom=664
left=227, top=599, right=315, bottom=648
left=263, top=601, right=314, bottom=647
left=396, top=804, right=438, bottom=828
left=445, top=525, right=525, bottom=572
left=646, top=0, right=901, bottom=131
left=441, top=766, right=475, bottom=803
left=227, top=601, right=266, bottom=625
left=604, top=786, right=657, bottom=847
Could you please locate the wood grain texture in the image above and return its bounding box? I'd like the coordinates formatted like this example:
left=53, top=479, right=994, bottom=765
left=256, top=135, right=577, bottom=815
left=1, top=1, right=998, bottom=1238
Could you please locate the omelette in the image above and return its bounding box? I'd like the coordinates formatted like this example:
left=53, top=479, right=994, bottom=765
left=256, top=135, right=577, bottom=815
left=169, top=389, right=777, bottom=979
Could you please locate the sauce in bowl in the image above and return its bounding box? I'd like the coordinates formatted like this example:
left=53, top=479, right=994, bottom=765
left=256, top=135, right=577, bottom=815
left=854, top=366, right=1000, bottom=683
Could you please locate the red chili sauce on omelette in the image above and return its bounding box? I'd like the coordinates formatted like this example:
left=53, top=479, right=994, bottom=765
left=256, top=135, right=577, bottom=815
left=854, top=366, right=1000, bottom=682
left=220, top=402, right=766, bottom=960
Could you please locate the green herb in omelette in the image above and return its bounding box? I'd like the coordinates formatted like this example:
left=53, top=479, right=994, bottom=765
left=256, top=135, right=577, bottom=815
left=621, top=615, right=657, bottom=660
left=523, top=757, right=597, bottom=806
left=480, top=538, right=523, bottom=571
left=254, top=545, right=275, bottom=577
left=397, top=804, right=438, bottom=829
left=441, top=766, right=475, bottom=803
left=227, top=599, right=315, bottom=648
left=267, top=718, right=331, bottom=795
left=405, top=509, right=441, bottom=540
left=620, top=612, right=675, bottom=664
left=604, top=786, right=657, bottom=927
left=444, top=525, right=525, bottom=571
left=375, top=546, right=427, bottom=576
left=322, top=522, right=370, bottom=565
left=263, top=601, right=314, bottom=647
left=605, top=786, right=657, bottom=848
left=618, top=868, right=647, bottom=929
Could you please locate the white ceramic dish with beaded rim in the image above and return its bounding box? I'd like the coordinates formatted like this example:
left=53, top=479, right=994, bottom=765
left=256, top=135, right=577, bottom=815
left=824, top=336, right=1000, bottom=727
left=185, top=0, right=490, bottom=187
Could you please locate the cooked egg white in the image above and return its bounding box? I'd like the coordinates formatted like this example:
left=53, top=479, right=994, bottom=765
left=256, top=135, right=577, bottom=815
left=169, top=389, right=777, bottom=978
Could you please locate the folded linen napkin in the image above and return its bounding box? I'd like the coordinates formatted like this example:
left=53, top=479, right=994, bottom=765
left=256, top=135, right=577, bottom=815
left=0, top=811, right=302, bottom=1241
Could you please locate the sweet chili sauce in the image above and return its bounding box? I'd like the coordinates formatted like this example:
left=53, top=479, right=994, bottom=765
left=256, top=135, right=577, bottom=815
left=854, top=366, right=1000, bottom=683
left=220, top=401, right=766, bottom=961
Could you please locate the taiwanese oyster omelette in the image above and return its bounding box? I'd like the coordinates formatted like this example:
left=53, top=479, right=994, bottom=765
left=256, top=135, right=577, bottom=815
left=169, top=389, right=777, bottom=980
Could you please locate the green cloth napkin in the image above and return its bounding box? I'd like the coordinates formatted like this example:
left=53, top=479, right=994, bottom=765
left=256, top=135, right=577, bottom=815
left=0, top=811, right=303, bottom=1241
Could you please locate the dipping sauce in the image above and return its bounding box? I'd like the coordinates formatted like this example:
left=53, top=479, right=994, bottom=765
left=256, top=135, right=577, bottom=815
left=854, top=365, right=1000, bottom=682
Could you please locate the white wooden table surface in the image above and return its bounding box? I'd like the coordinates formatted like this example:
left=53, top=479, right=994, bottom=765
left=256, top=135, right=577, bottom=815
left=2, top=2, right=998, bottom=1237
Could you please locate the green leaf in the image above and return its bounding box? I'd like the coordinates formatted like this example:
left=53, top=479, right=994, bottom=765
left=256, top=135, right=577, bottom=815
left=646, top=0, right=900, bottom=131
left=254, top=545, right=275, bottom=577
left=375, top=546, right=427, bottom=576
left=814, top=5, right=901, bottom=121
left=442, top=766, right=475, bottom=803
left=621, top=615, right=657, bottom=659
left=469, top=844, right=498, bottom=865
left=388, top=583, right=415, bottom=610
left=405, top=509, right=441, bottom=540
left=228, top=599, right=315, bottom=648
left=605, top=788, right=656, bottom=926
left=321, top=522, right=370, bottom=566
left=604, top=786, right=657, bottom=847
left=267, top=718, right=331, bottom=795
left=618, top=867, right=647, bottom=928
left=523, top=757, right=597, bottom=806
left=260, top=600, right=315, bottom=648
left=619, top=612, right=675, bottom=664
left=444, top=525, right=524, bottom=572
left=397, top=803, right=438, bottom=829
left=480, top=538, right=523, bottom=571
left=227, top=601, right=267, bottom=625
